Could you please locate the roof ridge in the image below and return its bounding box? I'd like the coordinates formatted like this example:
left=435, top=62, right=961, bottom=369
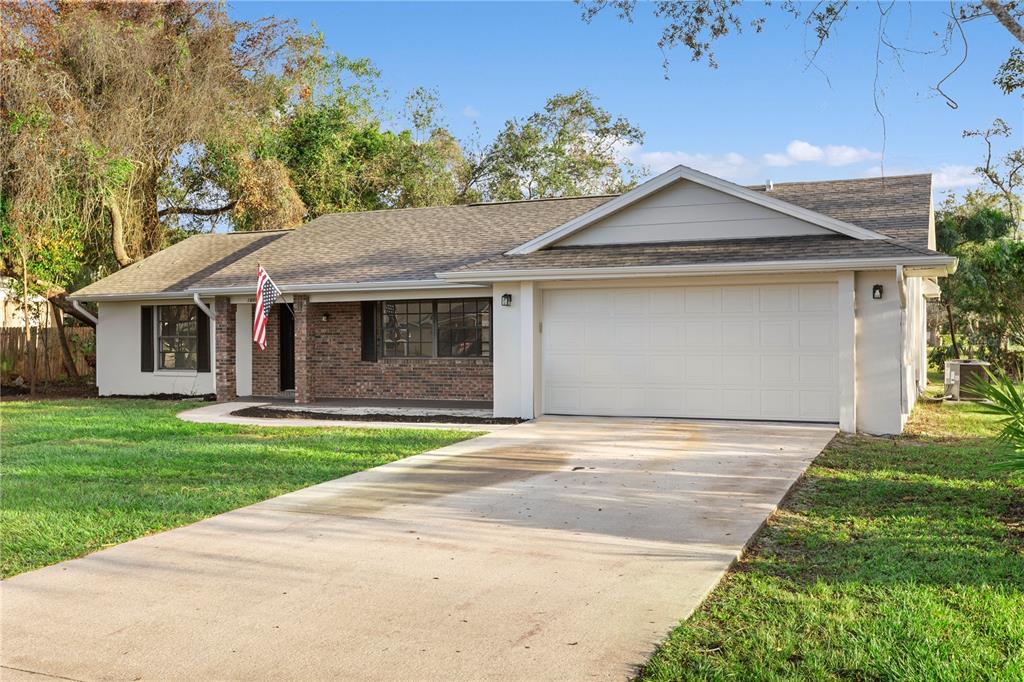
left=749, top=172, right=931, bottom=189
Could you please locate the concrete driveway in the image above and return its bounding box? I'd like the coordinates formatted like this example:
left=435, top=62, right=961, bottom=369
left=1, top=417, right=835, bottom=682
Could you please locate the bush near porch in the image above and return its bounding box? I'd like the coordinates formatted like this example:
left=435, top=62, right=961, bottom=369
left=0, top=399, right=477, bottom=578
left=639, top=385, right=1024, bottom=680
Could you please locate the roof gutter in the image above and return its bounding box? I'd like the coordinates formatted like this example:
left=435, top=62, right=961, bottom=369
left=437, top=255, right=958, bottom=283
left=72, top=299, right=99, bottom=325
left=72, top=279, right=488, bottom=302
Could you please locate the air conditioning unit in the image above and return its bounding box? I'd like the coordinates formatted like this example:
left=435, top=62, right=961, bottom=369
left=944, top=360, right=991, bottom=401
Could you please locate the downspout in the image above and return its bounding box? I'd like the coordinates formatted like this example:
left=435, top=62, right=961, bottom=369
left=896, top=265, right=909, bottom=417
left=193, top=292, right=214, bottom=319
left=71, top=300, right=99, bottom=326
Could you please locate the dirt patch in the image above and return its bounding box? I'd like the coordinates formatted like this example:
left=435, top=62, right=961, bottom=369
left=1003, top=492, right=1024, bottom=551
left=1, top=383, right=98, bottom=401
left=233, top=405, right=523, bottom=425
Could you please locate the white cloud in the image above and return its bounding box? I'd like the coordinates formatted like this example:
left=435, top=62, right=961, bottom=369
left=763, top=140, right=881, bottom=168
left=462, top=105, right=480, bottom=119
left=617, top=143, right=758, bottom=181
left=785, top=140, right=825, bottom=163
left=932, top=164, right=982, bottom=190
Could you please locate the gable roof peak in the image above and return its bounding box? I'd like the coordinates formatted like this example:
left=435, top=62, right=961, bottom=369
left=505, top=164, right=888, bottom=255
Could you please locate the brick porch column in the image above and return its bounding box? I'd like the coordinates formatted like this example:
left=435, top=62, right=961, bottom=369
left=293, top=295, right=314, bottom=404
left=214, top=296, right=236, bottom=401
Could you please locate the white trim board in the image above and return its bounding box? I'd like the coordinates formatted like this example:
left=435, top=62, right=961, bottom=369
left=439, top=255, right=957, bottom=283
left=507, top=165, right=886, bottom=255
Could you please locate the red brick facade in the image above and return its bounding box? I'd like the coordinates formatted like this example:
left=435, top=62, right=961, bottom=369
left=214, top=297, right=236, bottom=401
left=251, top=304, right=282, bottom=397
left=249, top=301, right=493, bottom=402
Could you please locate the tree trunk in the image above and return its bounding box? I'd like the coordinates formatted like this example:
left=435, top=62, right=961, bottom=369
left=20, top=250, right=35, bottom=395
left=51, top=300, right=80, bottom=381
left=107, top=195, right=134, bottom=268
left=945, top=302, right=962, bottom=359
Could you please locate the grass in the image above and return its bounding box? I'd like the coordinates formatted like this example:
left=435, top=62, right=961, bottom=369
left=639, top=382, right=1024, bottom=681
left=0, top=399, right=477, bottom=578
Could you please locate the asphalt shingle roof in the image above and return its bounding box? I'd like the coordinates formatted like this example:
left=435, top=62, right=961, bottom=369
left=445, top=234, right=944, bottom=274
left=72, top=172, right=939, bottom=298
left=73, top=231, right=288, bottom=298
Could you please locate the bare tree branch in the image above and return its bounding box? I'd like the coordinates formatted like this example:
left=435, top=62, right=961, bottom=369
left=157, top=201, right=237, bottom=218
left=983, top=0, right=1024, bottom=43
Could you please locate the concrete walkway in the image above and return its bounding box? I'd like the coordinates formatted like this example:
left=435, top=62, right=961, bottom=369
left=1, top=417, right=835, bottom=681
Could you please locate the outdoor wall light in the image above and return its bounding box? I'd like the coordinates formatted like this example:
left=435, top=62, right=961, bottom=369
left=500, top=293, right=513, bottom=307
left=321, top=313, right=330, bottom=322
left=872, top=284, right=884, bottom=300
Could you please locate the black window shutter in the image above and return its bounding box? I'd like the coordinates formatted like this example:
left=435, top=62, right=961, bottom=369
left=360, top=301, right=378, bottom=362
left=141, top=306, right=154, bottom=372
left=196, top=306, right=211, bottom=373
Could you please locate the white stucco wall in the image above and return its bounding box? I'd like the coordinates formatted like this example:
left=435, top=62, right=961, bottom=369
left=853, top=270, right=905, bottom=434
left=96, top=300, right=216, bottom=396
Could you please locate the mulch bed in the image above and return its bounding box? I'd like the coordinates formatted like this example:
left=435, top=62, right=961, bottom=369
left=233, top=405, right=524, bottom=425
left=1, top=383, right=98, bottom=401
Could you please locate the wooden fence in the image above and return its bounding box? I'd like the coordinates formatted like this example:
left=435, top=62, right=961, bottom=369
left=0, top=326, right=95, bottom=383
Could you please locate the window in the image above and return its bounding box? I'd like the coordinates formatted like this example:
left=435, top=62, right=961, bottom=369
left=157, top=305, right=198, bottom=370
left=382, top=299, right=491, bottom=358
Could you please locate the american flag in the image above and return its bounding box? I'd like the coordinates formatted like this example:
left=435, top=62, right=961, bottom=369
left=253, top=264, right=281, bottom=351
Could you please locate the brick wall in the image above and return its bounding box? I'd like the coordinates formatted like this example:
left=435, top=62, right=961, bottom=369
left=250, top=301, right=493, bottom=401
left=251, top=304, right=282, bottom=396
left=214, top=297, right=236, bottom=401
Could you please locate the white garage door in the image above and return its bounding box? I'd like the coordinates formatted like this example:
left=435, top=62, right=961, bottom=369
left=542, top=283, right=839, bottom=422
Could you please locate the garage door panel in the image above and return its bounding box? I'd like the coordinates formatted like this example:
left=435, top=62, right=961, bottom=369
left=650, top=320, right=683, bottom=349
left=760, top=390, right=797, bottom=418
left=545, top=353, right=584, bottom=383
left=721, top=286, right=756, bottom=313
left=760, top=320, right=794, bottom=348
left=545, top=320, right=585, bottom=350
left=721, top=320, right=757, bottom=347
left=685, top=355, right=721, bottom=382
left=543, top=284, right=839, bottom=422
left=799, top=283, right=836, bottom=312
left=759, top=285, right=795, bottom=313
left=646, top=356, right=685, bottom=383
left=760, top=355, right=796, bottom=384
left=649, top=289, right=683, bottom=315
left=799, top=390, right=837, bottom=420
left=721, top=356, right=759, bottom=384
left=684, top=320, right=719, bottom=347
left=721, top=389, right=757, bottom=416
left=684, top=287, right=719, bottom=313
left=799, top=355, right=835, bottom=383
left=798, top=319, right=835, bottom=349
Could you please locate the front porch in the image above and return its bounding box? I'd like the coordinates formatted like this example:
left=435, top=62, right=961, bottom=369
left=213, top=295, right=494, bottom=406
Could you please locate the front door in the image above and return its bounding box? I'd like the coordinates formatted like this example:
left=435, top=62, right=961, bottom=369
left=278, top=303, right=295, bottom=391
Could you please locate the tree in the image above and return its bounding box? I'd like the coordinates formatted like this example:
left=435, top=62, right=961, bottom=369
left=577, top=0, right=1024, bottom=128
left=965, top=118, right=1024, bottom=232
left=469, top=90, right=645, bottom=201
left=1, top=2, right=313, bottom=321
left=934, top=191, right=1020, bottom=366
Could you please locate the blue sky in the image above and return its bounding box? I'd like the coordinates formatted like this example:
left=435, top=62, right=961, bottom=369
left=229, top=1, right=1021, bottom=194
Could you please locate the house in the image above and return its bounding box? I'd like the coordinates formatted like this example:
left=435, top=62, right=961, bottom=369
left=70, top=165, right=956, bottom=434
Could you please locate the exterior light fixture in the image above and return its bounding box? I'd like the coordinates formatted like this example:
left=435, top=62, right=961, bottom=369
left=872, top=284, right=884, bottom=300
left=321, top=313, right=330, bottom=322
left=500, top=293, right=513, bottom=307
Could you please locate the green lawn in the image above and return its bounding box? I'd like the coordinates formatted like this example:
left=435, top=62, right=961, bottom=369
left=639, top=388, right=1024, bottom=680
left=0, top=399, right=477, bottom=578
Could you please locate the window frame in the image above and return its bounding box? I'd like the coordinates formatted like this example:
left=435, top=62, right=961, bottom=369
left=156, top=304, right=199, bottom=371
left=380, top=298, right=492, bottom=359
